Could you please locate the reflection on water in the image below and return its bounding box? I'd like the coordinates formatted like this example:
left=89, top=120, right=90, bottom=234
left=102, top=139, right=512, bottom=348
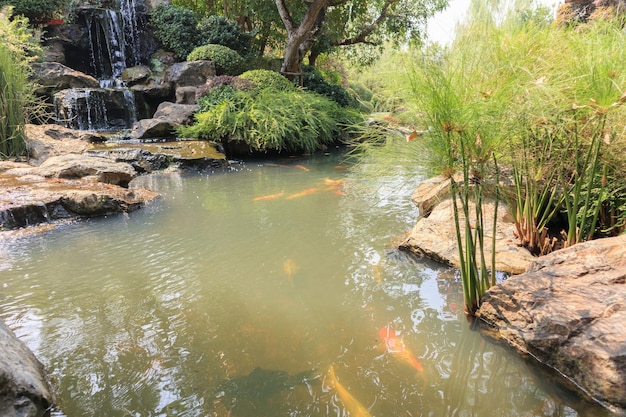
left=0, top=151, right=612, bottom=416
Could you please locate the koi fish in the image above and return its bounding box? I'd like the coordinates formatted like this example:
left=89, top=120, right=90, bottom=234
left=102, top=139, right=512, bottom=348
left=328, top=366, right=372, bottom=417
left=323, top=178, right=344, bottom=186
left=283, top=258, right=299, bottom=280
left=253, top=192, right=284, bottom=201
left=295, top=164, right=310, bottom=171
left=379, top=326, right=424, bottom=372
left=286, top=187, right=320, bottom=199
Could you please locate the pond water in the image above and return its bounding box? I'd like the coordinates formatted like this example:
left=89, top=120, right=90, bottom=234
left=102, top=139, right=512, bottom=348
left=0, top=150, right=612, bottom=417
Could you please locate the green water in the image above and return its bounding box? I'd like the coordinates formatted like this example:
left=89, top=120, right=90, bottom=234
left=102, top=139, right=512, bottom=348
left=0, top=151, right=611, bottom=416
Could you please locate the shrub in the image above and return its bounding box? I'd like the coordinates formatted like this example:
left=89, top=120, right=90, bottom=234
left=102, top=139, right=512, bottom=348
left=238, top=69, right=295, bottom=92
left=0, top=0, right=65, bottom=22
left=302, top=66, right=353, bottom=107
left=180, top=89, right=360, bottom=154
left=196, top=75, right=254, bottom=112
left=187, top=44, right=244, bottom=75
left=197, top=15, right=252, bottom=57
left=149, top=4, right=199, bottom=60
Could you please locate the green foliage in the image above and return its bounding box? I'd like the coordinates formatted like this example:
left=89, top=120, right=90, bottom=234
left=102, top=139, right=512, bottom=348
left=149, top=4, right=199, bottom=60
left=0, top=0, right=65, bottom=22
left=0, top=6, right=42, bottom=64
left=197, top=15, right=252, bottom=57
left=0, top=7, right=35, bottom=158
left=187, top=44, right=244, bottom=75
left=238, top=69, right=295, bottom=92
left=302, top=66, right=353, bottom=107
left=180, top=89, right=360, bottom=154
left=196, top=75, right=255, bottom=112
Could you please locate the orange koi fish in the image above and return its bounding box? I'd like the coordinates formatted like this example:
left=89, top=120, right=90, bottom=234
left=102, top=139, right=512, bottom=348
left=295, top=164, right=310, bottom=171
left=283, top=258, right=299, bottom=278
left=286, top=187, right=320, bottom=200
left=379, top=326, right=424, bottom=372
left=253, top=192, right=284, bottom=201
left=323, top=178, right=344, bottom=186
left=328, top=366, right=372, bottom=417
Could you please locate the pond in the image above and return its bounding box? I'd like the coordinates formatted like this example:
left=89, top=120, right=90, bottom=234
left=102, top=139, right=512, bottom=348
left=0, top=149, right=611, bottom=416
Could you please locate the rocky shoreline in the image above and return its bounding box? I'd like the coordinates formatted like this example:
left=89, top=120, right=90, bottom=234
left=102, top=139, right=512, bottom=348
left=0, top=124, right=227, bottom=233
left=400, top=175, right=626, bottom=414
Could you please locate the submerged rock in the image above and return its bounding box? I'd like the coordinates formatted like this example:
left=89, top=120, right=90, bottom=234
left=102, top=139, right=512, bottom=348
left=477, top=234, right=626, bottom=413
left=0, top=320, right=54, bottom=417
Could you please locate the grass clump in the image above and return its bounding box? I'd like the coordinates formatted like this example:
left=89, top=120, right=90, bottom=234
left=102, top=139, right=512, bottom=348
left=0, top=6, right=41, bottom=159
left=180, top=88, right=360, bottom=154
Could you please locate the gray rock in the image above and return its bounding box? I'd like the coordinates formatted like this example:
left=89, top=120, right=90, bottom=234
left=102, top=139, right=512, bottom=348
left=122, top=65, right=152, bottom=86
left=175, top=86, right=198, bottom=104
left=130, top=119, right=175, bottom=140
left=30, top=62, right=99, bottom=97
left=477, top=234, right=626, bottom=413
left=0, top=320, right=54, bottom=417
left=153, top=102, right=197, bottom=125
left=166, top=60, right=215, bottom=88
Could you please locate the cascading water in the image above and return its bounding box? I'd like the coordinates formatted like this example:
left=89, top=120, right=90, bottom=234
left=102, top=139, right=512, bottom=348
left=54, top=1, right=144, bottom=131
left=84, top=8, right=127, bottom=87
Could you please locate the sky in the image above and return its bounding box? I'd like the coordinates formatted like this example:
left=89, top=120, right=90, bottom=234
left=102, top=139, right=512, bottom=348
left=426, top=0, right=562, bottom=44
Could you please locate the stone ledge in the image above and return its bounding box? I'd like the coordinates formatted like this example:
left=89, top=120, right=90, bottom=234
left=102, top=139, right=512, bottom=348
left=476, top=234, right=626, bottom=414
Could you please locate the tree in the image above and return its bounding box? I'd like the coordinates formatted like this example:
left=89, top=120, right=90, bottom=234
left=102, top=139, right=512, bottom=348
left=274, top=0, right=448, bottom=78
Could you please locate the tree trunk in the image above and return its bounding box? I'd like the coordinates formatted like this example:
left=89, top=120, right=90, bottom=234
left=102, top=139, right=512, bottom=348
left=275, top=0, right=328, bottom=80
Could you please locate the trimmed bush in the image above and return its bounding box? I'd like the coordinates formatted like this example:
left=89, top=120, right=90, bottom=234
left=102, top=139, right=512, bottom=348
left=238, top=69, right=295, bottom=92
left=187, top=44, right=244, bottom=75
left=149, top=4, right=199, bottom=60
left=197, top=15, right=252, bottom=57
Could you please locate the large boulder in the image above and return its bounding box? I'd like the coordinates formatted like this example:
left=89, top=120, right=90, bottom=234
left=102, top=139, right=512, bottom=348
left=130, top=102, right=198, bottom=139
left=0, top=320, right=54, bottom=417
left=399, top=176, right=534, bottom=274
left=477, top=235, right=626, bottom=413
left=25, top=124, right=106, bottom=166
left=30, top=62, right=99, bottom=98
left=7, top=154, right=137, bottom=187
left=166, top=60, right=215, bottom=88
left=0, top=166, right=159, bottom=230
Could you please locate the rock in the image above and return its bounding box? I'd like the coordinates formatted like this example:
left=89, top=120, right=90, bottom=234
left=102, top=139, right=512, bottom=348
left=153, top=102, right=197, bottom=125
left=175, top=86, right=198, bottom=104
left=24, top=124, right=106, bottom=166
left=476, top=235, right=626, bottom=413
left=0, top=174, right=159, bottom=230
left=88, top=140, right=227, bottom=171
left=122, top=65, right=152, bottom=86
left=400, top=177, right=534, bottom=274
left=30, top=62, right=99, bottom=98
left=166, top=60, right=216, bottom=88
left=0, top=320, right=54, bottom=417
left=7, top=154, right=137, bottom=187
left=130, top=102, right=198, bottom=139
left=130, top=119, right=176, bottom=139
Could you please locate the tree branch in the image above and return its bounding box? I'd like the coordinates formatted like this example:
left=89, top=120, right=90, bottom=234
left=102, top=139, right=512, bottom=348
left=337, top=0, right=398, bottom=46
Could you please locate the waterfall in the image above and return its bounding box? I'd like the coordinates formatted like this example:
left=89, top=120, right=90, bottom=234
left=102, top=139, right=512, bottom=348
left=54, top=2, right=145, bottom=132
left=85, top=8, right=127, bottom=86
left=54, top=88, right=137, bottom=132
left=119, top=0, right=142, bottom=68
